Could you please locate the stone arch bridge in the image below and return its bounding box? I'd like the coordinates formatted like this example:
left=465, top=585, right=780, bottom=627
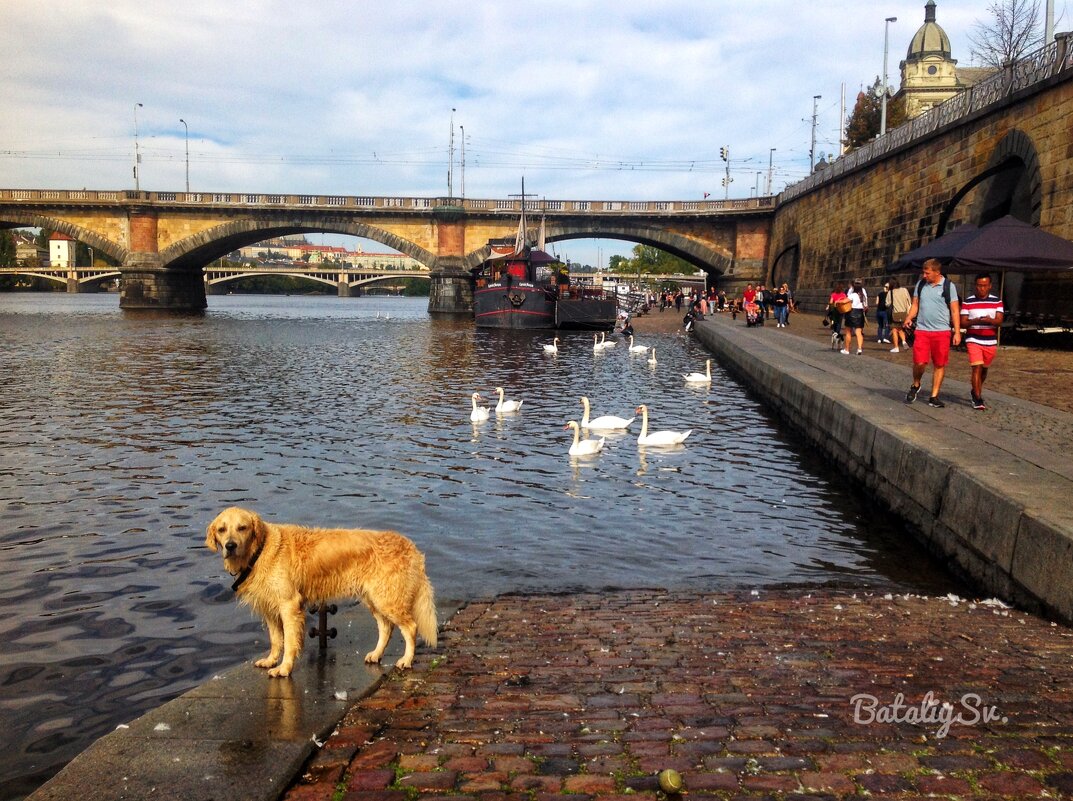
left=0, top=190, right=772, bottom=311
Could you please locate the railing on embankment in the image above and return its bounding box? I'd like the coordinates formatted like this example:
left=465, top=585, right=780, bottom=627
left=780, top=33, right=1073, bottom=204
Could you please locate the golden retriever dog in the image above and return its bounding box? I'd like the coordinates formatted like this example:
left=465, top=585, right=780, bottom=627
left=205, top=506, right=437, bottom=677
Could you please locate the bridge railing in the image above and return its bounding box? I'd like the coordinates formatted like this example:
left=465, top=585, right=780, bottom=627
left=781, top=32, right=1073, bottom=203
left=0, top=189, right=776, bottom=215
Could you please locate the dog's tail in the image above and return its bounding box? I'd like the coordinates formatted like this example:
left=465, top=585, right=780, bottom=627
left=414, top=576, right=438, bottom=648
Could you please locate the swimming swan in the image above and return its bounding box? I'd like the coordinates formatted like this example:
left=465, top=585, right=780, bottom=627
left=542, top=337, right=560, bottom=354
left=628, top=335, right=648, bottom=353
left=564, top=420, right=605, bottom=456
left=635, top=404, right=691, bottom=446
left=579, top=396, right=634, bottom=431
left=647, top=348, right=657, bottom=366
left=470, top=392, right=490, bottom=422
left=600, top=332, right=616, bottom=349
left=494, top=386, right=523, bottom=413
left=683, top=359, right=712, bottom=383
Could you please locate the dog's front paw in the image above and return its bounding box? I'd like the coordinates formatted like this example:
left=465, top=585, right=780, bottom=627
left=394, top=656, right=413, bottom=670
left=268, top=665, right=292, bottom=678
left=254, top=657, right=276, bottom=669
left=364, top=651, right=382, bottom=665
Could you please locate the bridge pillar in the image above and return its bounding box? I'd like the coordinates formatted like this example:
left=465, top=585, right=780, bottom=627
left=67, top=274, right=80, bottom=293
left=427, top=211, right=473, bottom=315
left=428, top=256, right=473, bottom=315
left=337, top=280, right=351, bottom=298
left=120, top=258, right=207, bottom=310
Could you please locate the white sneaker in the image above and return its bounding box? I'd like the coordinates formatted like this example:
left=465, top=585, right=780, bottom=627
left=890, top=347, right=900, bottom=353
left=856, top=349, right=863, bottom=355
left=840, top=348, right=850, bottom=355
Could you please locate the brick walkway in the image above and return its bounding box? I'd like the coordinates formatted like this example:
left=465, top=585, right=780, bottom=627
left=283, top=590, right=1073, bottom=800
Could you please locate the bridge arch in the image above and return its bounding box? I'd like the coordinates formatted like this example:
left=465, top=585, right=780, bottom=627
left=160, top=219, right=436, bottom=271
left=0, top=211, right=126, bottom=264
left=460, top=222, right=735, bottom=280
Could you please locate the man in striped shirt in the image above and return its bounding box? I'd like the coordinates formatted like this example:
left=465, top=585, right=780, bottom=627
left=959, top=273, right=1005, bottom=411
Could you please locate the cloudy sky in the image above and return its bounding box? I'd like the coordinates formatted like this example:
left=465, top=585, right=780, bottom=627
left=3, top=0, right=1064, bottom=264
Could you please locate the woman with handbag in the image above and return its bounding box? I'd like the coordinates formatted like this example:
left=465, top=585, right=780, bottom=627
left=841, top=279, right=868, bottom=355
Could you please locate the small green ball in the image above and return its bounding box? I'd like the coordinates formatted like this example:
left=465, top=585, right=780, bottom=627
left=658, top=769, right=684, bottom=794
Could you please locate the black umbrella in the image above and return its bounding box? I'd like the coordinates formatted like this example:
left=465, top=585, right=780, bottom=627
left=888, top=215, right=1073, bottom=273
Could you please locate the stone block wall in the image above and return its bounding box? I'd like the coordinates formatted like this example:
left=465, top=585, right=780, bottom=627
left=770, top=75, right=1073, bottom=313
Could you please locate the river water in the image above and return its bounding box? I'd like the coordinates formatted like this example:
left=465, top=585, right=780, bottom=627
left=0, top=293, right=960, bottom=799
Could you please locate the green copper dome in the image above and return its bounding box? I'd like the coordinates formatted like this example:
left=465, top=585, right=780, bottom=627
left=906, top=0, right=952, bottom=61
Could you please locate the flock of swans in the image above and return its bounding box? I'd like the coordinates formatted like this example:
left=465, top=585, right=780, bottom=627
left=468, top=336, right=713, bottom=457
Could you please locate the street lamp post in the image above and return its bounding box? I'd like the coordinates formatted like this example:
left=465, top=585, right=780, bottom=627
left=448, top=108, right=456, bottom=198
left=810, top=95, right=821, bottom=171
left=134, top=103, right=144, bottom=191
left=179, top=118, right=189, bottom=193
left=766, top=147, right=776, bottom=195
left=460, top=125, right=465, bottom=199
left=881, top=16, right=897, bottom=136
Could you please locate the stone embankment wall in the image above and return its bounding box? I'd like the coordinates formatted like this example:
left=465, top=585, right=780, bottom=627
left=694, top=319, right=1073, bottom=623
left=770, top=74, right=1073, bottom=312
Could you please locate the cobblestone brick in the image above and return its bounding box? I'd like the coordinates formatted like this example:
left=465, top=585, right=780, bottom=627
left=284, top=591, right=1073, bottom=801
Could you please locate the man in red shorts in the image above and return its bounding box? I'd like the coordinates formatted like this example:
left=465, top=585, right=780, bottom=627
left=903, top=258, right=961, bottom=407
left=960, top=273, right=1004, bottom=410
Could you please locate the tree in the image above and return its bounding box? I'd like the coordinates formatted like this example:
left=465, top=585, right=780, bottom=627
left=969, top=0, right=1042, bottom=67
left=844, top=78, right=907, bottom=151
left=0, top=230, right=15, bottom=266
left=619, top=244, right=693, bottom=276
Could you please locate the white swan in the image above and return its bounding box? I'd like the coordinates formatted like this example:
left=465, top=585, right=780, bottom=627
left=593, top=333, right=604, bottom=353
left=494, top=386, right=523, bottom=413
left=469, top=392, right=490, bottom=422
left=647, top=348, right=658, bottom=366
left=580, top=396, right=634, bottom=431
left=564, top=420, right=605, bottom=456
left=683, top=359, right=712, bottom=383
left=628, top=335, right=648, bottom=353
left=542, top=337, right=560, bottom=354
left=635, top=404, right=691, bottom=446
left=600, top=332, right=616, bottom=349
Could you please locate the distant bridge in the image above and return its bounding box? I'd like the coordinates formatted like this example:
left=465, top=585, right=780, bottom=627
left=0, top=189, right=773, bottom=310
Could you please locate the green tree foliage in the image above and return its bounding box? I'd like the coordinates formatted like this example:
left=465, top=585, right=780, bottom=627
left=0, top=230, right=15, bottom=266
left=844, top=78, right=907, bottom=151
left=619, top=244, right=693, bottom=275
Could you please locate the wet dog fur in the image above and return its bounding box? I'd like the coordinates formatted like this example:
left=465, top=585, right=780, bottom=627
left=205, top=506, right=437, bottom=677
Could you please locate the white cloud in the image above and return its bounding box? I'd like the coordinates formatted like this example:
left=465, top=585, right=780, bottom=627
left=2, top=0, right=1066, bottom=263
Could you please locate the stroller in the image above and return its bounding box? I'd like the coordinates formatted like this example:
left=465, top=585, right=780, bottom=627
left=744, top=301, right=763, bottom=327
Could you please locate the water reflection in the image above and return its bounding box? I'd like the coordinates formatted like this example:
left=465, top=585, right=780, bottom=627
left=0, top=293, right=961, bottom=800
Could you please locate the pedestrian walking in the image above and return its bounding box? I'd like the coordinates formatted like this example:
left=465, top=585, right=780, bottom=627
left=875, top=282, right=892, bottom=343
left=960, top=273, right=1004, bottom=410
left=841, top=279, right=868, bottom=355
left=903, top=258, right=960, bottom=407
left=888, top=278, right=912, bottom=353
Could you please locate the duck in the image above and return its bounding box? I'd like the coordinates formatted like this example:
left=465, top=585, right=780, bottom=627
left=494, top=386, right=523, bottom=413
left=635, top=404, right=691, bottom=446
left=580, top=396, right=635, bottom=431
left=564, top=420, right=605, bottom=456
left=627, top=335, right=648, bottom=353
left=542, top=337, right=560, bottom=354
left=469, top=392, right=490, bottom=422
left=683, top=359, right=712, bottom=383
left=647, top=348, right=658, bottom=366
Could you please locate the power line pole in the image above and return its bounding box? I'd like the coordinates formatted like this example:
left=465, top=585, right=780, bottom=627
left=810, top=95, right=821, bottom=172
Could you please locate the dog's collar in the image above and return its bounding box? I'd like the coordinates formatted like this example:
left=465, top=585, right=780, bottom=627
left=230, top=544, right=263, bottom=593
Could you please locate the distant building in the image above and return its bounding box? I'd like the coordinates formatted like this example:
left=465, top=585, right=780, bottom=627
left=14, top=231, right=47, bottom=264
left=895, top=0, right=995, bottom=119
left=48, top=232, right=76, bottom=268
left=236, top=237, right=424, bottom=270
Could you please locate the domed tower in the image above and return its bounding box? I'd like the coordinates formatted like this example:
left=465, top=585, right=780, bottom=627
left=897, top=0, right=961, bottom=117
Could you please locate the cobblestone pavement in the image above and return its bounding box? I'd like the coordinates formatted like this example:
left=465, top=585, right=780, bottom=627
left=283, top=590, right=1073, bottom=800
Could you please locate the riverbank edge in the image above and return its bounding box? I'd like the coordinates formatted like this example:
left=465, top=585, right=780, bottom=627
left=693, top=315, right=1073, bottom=622
left=25, top=604, right=459, bottom=801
